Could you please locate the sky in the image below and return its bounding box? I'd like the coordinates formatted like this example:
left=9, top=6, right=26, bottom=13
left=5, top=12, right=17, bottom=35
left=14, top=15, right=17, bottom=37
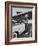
left=12, top=7, right=32, bottom=16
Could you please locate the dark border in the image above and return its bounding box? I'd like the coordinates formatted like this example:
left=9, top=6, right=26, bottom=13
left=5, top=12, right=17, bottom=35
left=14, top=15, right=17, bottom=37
left=5, top=1, right=37, bottom=45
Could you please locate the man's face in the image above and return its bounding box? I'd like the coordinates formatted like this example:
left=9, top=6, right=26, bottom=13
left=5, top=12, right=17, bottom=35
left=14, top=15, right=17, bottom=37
left=25, top=14, right=28, bottom=18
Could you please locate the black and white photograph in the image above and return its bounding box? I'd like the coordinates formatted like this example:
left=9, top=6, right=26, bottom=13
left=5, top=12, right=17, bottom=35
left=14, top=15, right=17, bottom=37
left=5, top=2, right=37, bottom=44
left=11, top=7, right=32, bottom=38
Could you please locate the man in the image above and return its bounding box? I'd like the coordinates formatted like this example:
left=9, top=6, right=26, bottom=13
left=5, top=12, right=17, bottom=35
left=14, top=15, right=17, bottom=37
left=20, top=14, right=29, bottom=37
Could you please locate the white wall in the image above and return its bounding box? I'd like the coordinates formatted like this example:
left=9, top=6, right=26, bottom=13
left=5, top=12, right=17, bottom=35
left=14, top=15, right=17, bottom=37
left=0, top=0, right=38, bottom=46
